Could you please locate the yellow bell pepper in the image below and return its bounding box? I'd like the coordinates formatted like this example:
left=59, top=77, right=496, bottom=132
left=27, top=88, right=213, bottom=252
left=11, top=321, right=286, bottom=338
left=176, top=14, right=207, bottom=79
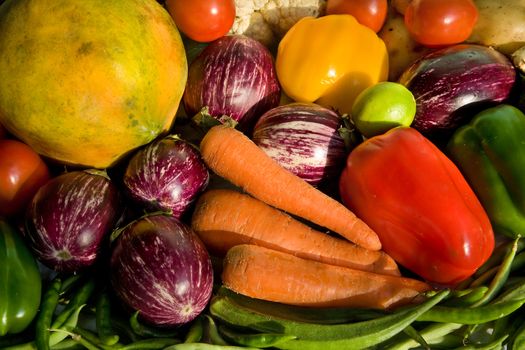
left=276, top=14, right=389, bottom=115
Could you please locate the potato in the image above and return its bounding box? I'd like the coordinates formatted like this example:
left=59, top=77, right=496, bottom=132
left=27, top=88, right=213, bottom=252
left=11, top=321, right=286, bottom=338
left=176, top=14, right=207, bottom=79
left=467, top=0, right=525, bottom=55
left=378, top=8, right=432, bottom=81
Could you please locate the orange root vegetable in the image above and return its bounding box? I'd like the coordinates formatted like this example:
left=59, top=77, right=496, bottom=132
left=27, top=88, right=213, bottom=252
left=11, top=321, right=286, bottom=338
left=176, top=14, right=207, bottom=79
left=199, top=125, right=381, bottom=251
left=222, top=244, right=432, bottom=310
left=191, top=189, right=399, bottom=276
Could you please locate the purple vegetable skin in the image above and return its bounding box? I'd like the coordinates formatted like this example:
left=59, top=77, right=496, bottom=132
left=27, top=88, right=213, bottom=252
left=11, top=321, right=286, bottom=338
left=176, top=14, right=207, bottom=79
left=399, top=44, right=516, bottom=135
left=123, top=135, right=209, bottom=219
left=110, top=214, right=213, bottom=326
left=253, top=102, right=347, bottom=186
left=25, top=170, right=121, bottom=273
left=183, top=34, right=281, bottom=131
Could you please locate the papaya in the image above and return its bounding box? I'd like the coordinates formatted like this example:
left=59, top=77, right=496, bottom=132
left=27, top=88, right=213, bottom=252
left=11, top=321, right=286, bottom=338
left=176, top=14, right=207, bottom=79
left=0, top=0, right=187, bottom=168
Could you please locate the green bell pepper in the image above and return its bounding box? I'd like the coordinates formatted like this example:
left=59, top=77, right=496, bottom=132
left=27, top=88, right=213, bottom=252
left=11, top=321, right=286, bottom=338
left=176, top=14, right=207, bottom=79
left=448, top=104, right=525, bottom=239
left=0, top=219, right=42, bottom=336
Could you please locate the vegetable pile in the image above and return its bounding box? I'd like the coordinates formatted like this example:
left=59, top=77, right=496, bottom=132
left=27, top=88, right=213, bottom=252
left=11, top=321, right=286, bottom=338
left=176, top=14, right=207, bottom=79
left=2, top=0, right=525, bottom=349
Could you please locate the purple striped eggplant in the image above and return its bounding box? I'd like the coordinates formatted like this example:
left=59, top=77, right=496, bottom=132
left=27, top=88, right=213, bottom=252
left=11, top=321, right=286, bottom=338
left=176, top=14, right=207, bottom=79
left=252, top=102, right=348, bottom=186
left=183, top=34, right=281, bottom=132
left=122, top=135, right=209, bottom=219
left=24, top=170, right=121, bottom=273
left=110, top=214, right=213, bottom=326
left=399, top=44, right=516, bottom=136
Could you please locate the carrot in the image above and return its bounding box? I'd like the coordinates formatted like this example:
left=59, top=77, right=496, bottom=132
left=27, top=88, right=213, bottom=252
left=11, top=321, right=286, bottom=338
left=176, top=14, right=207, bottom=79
left=199, top=125, right=381, bottom=251
left=222, top=244, right=432, bottom=310
left=191, top=189, right=400, bottom=276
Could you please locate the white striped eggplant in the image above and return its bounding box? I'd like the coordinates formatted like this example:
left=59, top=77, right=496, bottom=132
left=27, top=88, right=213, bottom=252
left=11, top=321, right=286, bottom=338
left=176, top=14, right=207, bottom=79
left=183, top=34, right=281, bottom=132
left=252, top=102, right=348, bottom=186
left=110, top=214, right=213, bottom=327
left=24, top=170, right=121, bottom=273
left=122, top=135, right=209, bottom=219
left=398, top=44, right=516, bottom=137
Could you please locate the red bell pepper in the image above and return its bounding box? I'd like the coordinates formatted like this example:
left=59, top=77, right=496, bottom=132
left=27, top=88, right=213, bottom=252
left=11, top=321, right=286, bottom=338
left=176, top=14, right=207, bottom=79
left=339, top=127, right=494, bottom=285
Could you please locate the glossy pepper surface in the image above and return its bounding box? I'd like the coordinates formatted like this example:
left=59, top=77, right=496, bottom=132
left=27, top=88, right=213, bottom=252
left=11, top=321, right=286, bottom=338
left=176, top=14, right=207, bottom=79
left=448, top=104, right=525, bottom=239
left=339, top=127, right=494, bottom=285
left=275, top=14, right=388, bottom=115
left=0, top=219, right=42, bottom=336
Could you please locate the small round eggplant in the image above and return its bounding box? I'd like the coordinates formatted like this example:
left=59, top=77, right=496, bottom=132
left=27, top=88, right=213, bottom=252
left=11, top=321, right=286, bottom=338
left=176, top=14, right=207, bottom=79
left=183, top=34, right=281, bottom=132
left=399, top=44, right=516, bottom=136
left=122, top=135, right=209, bottom=219
left=110, top=214, right=213, bottom=327
left=252, top=102, right=348, bottom=186
left=25, top=170, right=121, bottom=273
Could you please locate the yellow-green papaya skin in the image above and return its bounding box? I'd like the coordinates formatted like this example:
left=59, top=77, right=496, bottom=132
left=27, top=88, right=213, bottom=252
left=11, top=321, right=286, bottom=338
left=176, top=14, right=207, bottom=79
left=0, top=0, right=187, bottom=168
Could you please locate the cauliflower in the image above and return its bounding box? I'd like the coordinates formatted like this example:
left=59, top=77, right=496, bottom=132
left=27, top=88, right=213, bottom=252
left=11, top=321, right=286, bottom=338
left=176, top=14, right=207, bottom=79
left=230, top=0, right=327, bottom=50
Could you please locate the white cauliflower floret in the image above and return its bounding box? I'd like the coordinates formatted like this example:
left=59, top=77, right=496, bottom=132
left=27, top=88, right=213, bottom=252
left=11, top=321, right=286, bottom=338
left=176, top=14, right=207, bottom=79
left=230, top=0, right=327, bottom=50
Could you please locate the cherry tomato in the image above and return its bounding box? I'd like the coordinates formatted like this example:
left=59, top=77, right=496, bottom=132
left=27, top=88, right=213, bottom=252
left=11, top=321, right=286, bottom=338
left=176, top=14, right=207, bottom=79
left=404, top=0, right=478, bottom=47
left=326, top=0, right=387, bottom=33
left=0, top=139, right=51, bottom=217
left=165, top=0, right=235, bottom=43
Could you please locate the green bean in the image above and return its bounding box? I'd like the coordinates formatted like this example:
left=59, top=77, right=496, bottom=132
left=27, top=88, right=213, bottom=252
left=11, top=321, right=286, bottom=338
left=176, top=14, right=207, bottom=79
left=203, top=315, right=228, bottom=346
left=129, top=311, right=180, bottom=338
left=119, top=337, right=181, bottom=350
left=416, top=299, right=525, bottom=324
left=95, top=291, right=119, bottom=346
left=510, top=322, right=525, bottom=350
left=59, top=274, right=83, bottom=295
left=443, top=286, right=489, bottom=307
left=49, top=304, right=85, bottom=346
left=510, top=251, right=525, bottom=271
left=36, top=278, right=63, bottom=350
left=492, top=279, right=525, bottom=303
left=52, top=277, right=96, bottom=329
left=377, top=323, right=465, bottom=350
left=210, top=290, right=449, bottom=350
left=470, top=237, right=519, bottom=307
left=50, top=338, right=86, bottom=350
left=184, top=317, right=204, bottom=343
left=401, top=325, right=430, bottom=350
left=65, top=326, right=118, bottom=350
left=453, top=335, right=509, bottom=350
left=219, top=326, right=296, bottom=348
left=165, top=344, right=259, bottom=350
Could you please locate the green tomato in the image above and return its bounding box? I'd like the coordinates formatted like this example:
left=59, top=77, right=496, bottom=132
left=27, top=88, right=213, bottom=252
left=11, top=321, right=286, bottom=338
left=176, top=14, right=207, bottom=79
left=351, top=82, right=416, bottom=138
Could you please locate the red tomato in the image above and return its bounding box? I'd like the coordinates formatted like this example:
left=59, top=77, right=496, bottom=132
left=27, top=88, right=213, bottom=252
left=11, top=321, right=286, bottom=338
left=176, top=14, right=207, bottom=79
left=404, top=0, right=478, bottom=47
left=165, top=0, right=235, bottom=43
left=0, top=139, right=51, bottom=217
left=326, top=0, right=388, bottom=33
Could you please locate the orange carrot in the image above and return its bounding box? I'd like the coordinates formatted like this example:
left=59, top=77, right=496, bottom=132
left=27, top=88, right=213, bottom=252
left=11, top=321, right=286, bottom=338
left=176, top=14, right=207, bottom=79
left=199, top=125, right=381, bottom=251
left=192, top=189, right=399, bottom=276
left=222, top=244, right=431, bottom=310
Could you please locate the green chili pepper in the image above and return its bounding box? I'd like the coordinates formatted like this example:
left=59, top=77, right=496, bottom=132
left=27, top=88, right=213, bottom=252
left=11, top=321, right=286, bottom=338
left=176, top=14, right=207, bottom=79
left=95, top=291, right=119, bottom=346
left=448, top=104, right=525, bottom=239
left=35, top=277, right=62, bottom=350
left=0, top=219, right=42, bottom=336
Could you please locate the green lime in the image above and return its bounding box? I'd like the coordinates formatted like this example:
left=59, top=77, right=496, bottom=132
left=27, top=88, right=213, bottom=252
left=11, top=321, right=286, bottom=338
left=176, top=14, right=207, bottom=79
left=351, top=82, right=416, bottom=138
